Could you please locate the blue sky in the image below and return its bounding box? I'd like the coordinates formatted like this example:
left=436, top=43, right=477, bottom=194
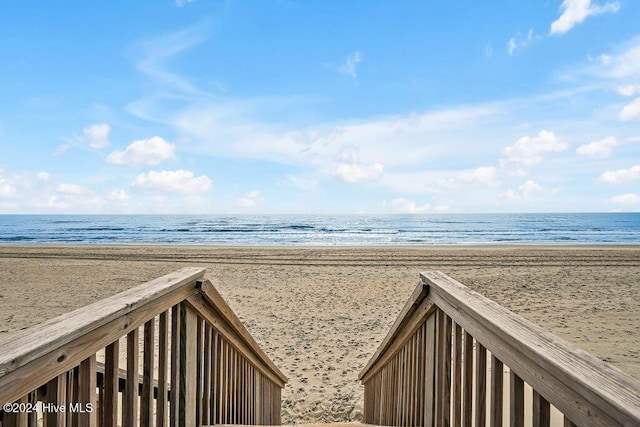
left=0, top=0, right=639, bottom=214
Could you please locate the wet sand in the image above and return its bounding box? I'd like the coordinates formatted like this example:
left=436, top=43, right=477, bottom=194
left=0, top=245, right=638, bottom=423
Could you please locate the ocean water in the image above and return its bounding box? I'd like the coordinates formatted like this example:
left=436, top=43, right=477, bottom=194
left=0, top=213, right=638, bottom=245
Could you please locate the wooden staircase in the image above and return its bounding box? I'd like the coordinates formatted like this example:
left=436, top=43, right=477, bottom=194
left=1, top=268, right=640, bottom=427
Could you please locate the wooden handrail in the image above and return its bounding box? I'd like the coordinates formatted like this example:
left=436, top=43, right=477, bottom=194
left=191, top=279, right=287, bottom=387
left=0, top=267, right=205, bottom=404
left=423, top=271, right=640, bottom=426
left=359, top=271, right=640, bottom=427
left=359, top=282, right=431, bottom=383
left=0, top=267, right=287, bottom=426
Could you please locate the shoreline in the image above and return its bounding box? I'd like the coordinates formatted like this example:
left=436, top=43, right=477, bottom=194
left=1, top=244, right=639, bottom=422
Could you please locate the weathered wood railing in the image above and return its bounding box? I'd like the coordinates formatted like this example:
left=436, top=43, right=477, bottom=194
left=359, top=271, right=640, bottom=427
left=0, top=267, right=287, bottom=427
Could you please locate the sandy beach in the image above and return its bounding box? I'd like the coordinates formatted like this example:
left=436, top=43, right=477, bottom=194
left=0, top=245, right=639, bottom=423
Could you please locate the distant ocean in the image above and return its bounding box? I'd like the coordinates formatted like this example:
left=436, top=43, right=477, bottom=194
left=0, top=213, right=639, bottom=245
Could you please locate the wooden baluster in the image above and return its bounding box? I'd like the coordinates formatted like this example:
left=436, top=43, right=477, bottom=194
left=436, top=310, right=451, bottom=425
left=232, top=349, right=238, bottom=424
left=423, top=311, right=437, bottom=427
left=78, top=355, right=97, bottom=427
left=103, top=341, right=119, bottom=427
left=170, top=305, right=181, bottom=427
left=510, top=370, right=524, bottom=427
left=195, top=318, right=203, bottom=427
left=124, top=329, right=139, bottom=427
left=45, top=374, right=67, bottom=427
left=416, top=323, right=425, bottom=426
left=212, top=332, right=220, bottom=425
left=463, top=331, right=473, bottom=427
left=157, top=311, right=169, bottom=427
left=399, top=346, right=405, bottom=425
left=475, top=342, right=487, bottom=427
left=68, top=367, right=79, bottom=427
left=178, top=302, right=197, bottom=427
left=202, top=324, right=211, bottom=425
left=410, top=333, right=417, bottom=426
left=27, top=391, right=37, bottom=427
left=443, top=315, right=453, bottom=427
left=141, top=319, right=155, bottom=427
left=450, top=323, right=462, bottom=427
left=243, top=358, right=248, bottom=424
left=251, top=370, right=258, bottom=425
left=532, top=390, right=550, bottom=427
left=435, top=309, right=445, bottom=425
left=220, top=340, right=228, bottom=424
left=391, top=360, right=395, bottom=426
left=490, top=355, right=503, bottom=427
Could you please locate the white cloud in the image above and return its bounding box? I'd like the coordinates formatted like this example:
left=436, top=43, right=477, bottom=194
left=127, top=27, right=500, bottom=173
left=617, top=84, right=640, bottom=96
left=0, top=201, right=17, bottom=210
left=107, top=136, right=176, bottom=166
left=619, top=97, right=640, bottom=121
left=500, top=180, right=543, bottom=201
left=389, top=198, right=451, bottom=214
left=597, top=39, right=640, bottom=79
left=338, top=51, right=363, bottom=79
left=507, top=29, right=539, bottom=55
left=502, top=130, right=567, bottom=166
left=173, top=104, right=497, bottom=172
left=507, top=38, right=517, bottom=56
left=610, top=193, right=640, bottom=205
left=1, top=171, right=57, bottom=203
left=57, top=183, right=86, bottom=195
left=332, top=162, right=384, bottom=183
left=485, top=43, right=493, bottom=58
left=37, top=172, right=54, bottom=182
left=599, top=165, right=640, bottom=184
left=0, top=177, right=17, bottom=198
left=53, top=144, right=71, bottom=157
left=438, top=166, right=498, bottom=189
left=39, top=183, right=108, bottom=212
left=107, top=189, right=130, bottom=201
left=391, top=198, right=430, bottom=214
left=576, top=136, right=618, bottom=158
left=550, top=0, right=620, bottom=35
left=133, top=169, right=212, bottom=193
left=176, top=0, right=196, bottom=6
left=134, top=24, right=208, bottom=96
left=287, top=175, right=318, bottom=191
left=235, top=190, right=264, bottom=209
left=82, top=123, right=111, bottom=149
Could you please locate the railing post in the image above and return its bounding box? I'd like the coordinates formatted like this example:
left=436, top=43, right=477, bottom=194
left=423, top=311, right=436, bottom=427
left=179, top=302, right=197, bottom=427
left=142, top=319, right=156, bottom=427
left=157, top=311, right=169, bottom=427
left=124, top=329, right=139, bottom=427
left=78, top=355, right=97, bottom=427
left=103, top=341, right=119, bottom=427
left=171, top=305, right=181, bottom=427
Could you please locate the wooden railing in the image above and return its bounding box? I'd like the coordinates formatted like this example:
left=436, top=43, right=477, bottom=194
left=359, top=271, right=640, bottom=427
left=0, top=267, right=287, bottom=427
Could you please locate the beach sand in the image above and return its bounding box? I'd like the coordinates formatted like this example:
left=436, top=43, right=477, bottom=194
left=0, top=245, right=639, bottom=423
